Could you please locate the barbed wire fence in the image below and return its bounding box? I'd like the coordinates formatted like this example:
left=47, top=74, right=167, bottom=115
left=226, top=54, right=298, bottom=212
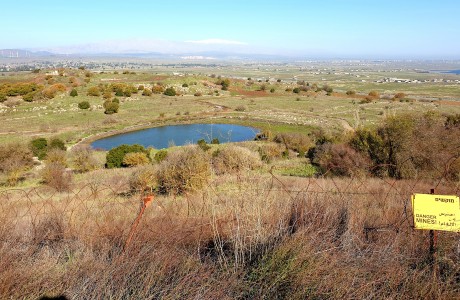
left=1, top=163, right=460, bottom=264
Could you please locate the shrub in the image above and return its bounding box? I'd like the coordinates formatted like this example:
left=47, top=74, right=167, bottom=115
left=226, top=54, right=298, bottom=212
left=258, top=143, right=284, bottom=163
left=70, top=145, right=98, bottom=173
left=270, top=88, right=275, bottom=93
left=42, top=84, right=66, bottom=99
left=49, top=138, right=66, bottom=151
left=293, top=87, right=301, bottom=94
left=346, top=90, right=356, bottom=96
left=212, top=145, right=262, bottom=175
left=163, top=87, right=176, bottom=96
left=154, top=150, right=168, bottom=163
left=0, top=92, right=7, bottom=102
left=129, top=165, right=158, bottom=192
left=22, top=92, right=35, bottom=102
left=41, top=162, right=72, bottom=192
left=368, top=90, right=380, bottom=99
left=197, top=139, right=211, bottom=151
left=87, top=86, right=100, bottom=97
left=157, top=145, right=211, bottom=194
left=104, top=101, right=119, bottom=114
left=211, top=138, right=220, bottom=144
left=235, top=105, right=246, bottom=112
left=274, top=133, right=313, bottom=157
left=312, top=143, right=370, bottom=177
left=123, top=152, right=150, bottom=167
left=30, top=138, right=48, bottom=160
left=182, top=83, right=189, bottom=87
left=142, top=89, right=152, bottom=96
left=106, top=144, right=148, bottom=168
left=194, top=92, right=202, bottom=97
left=137, top=85, right=144, bottom=90
left=152, top=85, right=164, bottom=94
left=393, top=92, right=406, bottom=99
left=0, top=142, right=34, bottom=185
left=46, top=148, right=67, bottom=167
left=70, top=88, right=78, bottom=97
left=78, top=101, right=90, bottom=109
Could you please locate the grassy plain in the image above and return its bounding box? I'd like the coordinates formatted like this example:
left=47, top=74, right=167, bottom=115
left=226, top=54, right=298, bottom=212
left=1, top=60, right=460, bottom=298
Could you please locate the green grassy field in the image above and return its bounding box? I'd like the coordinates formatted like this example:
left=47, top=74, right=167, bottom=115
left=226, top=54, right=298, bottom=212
left=1, top=65, right=459, bottom=146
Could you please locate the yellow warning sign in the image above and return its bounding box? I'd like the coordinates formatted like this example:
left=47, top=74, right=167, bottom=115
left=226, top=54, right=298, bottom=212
left=412, top=193, right=460, bottom=232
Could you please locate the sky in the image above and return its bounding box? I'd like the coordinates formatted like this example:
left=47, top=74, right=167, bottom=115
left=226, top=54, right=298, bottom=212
left=1, top=0, right=460, bottom=59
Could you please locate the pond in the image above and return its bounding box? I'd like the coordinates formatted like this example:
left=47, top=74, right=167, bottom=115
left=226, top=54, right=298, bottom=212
left=90, top=123, right=260, bottom=150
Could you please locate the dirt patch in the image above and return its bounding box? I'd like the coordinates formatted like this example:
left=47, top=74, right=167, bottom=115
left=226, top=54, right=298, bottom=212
left=438, top=100, right=460, bottom=106
left=230, top=88, right=267, bottom=97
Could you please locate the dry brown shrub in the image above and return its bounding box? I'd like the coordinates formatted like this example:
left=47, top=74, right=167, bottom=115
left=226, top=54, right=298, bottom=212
left=258, top=142, right=284, bottom=163
left=45, top=148, right=67, bottom=167
left=129, top=164, right=158, bottom=192
left=41, top=162, right=73, bottom=192
left=212, top=145, right=262, bottom=175
left=157, top=145, right=211, bottom=194
left=70, top=145, right=98, bottom=173
left=274, top=132, right=313, bottom=155
left=0, top=142, right=34, bottom=185
left=313, top=143, right=370, bottom=177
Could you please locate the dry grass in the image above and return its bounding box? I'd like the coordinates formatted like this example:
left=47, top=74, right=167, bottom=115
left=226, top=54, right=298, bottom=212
left=1, top=169, right=460, bottom=299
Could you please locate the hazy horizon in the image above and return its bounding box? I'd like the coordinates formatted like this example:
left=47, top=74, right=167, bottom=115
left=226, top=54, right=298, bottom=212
left=2, top=0, right=460, bottom=59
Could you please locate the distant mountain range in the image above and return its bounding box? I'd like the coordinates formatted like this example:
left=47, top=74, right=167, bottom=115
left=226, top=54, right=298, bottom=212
left=0, top=49, right=55, bottom=58
left=0, top=48, right=292, bottom=61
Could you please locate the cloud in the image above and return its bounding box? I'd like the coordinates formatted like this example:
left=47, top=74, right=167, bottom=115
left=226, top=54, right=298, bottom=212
left=185, top=39, right=247, bottom=45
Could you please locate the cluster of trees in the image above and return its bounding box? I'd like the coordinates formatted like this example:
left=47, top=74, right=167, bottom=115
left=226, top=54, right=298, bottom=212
left=308, top=113, right=460, bottom=179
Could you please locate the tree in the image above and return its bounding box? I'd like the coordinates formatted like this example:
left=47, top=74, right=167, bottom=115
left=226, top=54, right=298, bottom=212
left=163, top=87, right=176, bottom=96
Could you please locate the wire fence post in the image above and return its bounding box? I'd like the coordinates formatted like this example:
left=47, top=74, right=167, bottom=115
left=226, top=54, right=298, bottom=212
left=429, top=188, right=438, bottom=277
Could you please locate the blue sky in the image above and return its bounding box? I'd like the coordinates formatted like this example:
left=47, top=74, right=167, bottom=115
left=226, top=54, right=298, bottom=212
left=2, top=0, right=459, bottom=58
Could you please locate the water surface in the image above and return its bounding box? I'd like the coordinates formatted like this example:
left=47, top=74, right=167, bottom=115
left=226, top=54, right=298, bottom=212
left=91, top=123, right=259, bottom=150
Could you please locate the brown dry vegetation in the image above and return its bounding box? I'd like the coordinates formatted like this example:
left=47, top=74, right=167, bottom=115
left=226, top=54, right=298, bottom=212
left=1, top=167, right=460, bottom=299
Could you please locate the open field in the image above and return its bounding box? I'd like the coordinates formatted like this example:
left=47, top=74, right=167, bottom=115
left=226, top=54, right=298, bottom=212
left=1, top=59, right=460, bottom=299
left=1, top=60, right=459, bottom=146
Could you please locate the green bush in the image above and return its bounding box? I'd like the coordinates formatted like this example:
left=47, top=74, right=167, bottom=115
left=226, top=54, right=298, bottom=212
left=154, top=149, right=168, bottom=163
left=70, top=88, right=78, bottom=97
left=78, top=101, right=90, bottom=109
left=106, top=144, right=148, bottom=168
left=163, top=87, right=176, bottom=96
left=197, top=139, right=211, bottom=151
left=49, top=138, right=66, bottom=151
left=30, top=138, right=48, bottom=160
